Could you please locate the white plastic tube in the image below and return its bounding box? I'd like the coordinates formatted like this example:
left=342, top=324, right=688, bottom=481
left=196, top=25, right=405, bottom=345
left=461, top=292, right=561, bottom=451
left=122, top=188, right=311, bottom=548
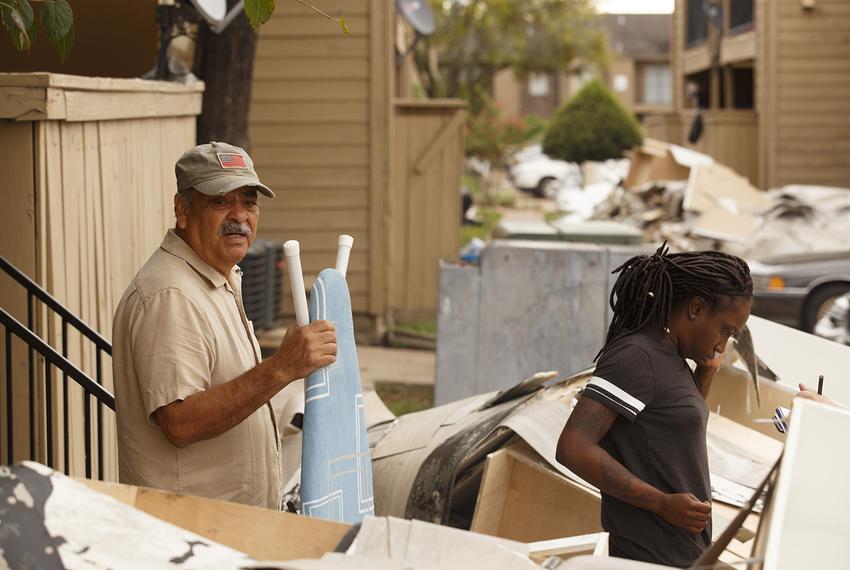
left=335, top=234, right=354, bottom=278
left=283, top=240, right=309, bottom=326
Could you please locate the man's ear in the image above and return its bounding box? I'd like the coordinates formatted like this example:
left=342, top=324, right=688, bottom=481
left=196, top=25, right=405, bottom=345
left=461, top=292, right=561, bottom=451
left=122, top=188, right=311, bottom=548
left=174, top=194, right=189, bottom=230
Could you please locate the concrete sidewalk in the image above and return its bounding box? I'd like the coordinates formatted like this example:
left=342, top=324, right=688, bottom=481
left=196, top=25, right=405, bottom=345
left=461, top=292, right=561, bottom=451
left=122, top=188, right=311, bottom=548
left=356, top=345, right=435, bottom=388
left=257, top=328, right=435, bottom=389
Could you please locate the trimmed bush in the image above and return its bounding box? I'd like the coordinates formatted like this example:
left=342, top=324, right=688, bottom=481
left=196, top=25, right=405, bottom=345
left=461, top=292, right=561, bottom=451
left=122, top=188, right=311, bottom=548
left=542, top=80, right=642, bottom=163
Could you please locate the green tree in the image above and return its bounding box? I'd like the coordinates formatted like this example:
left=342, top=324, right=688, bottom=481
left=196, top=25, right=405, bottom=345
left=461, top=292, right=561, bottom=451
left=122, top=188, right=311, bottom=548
left=416, top=0, right=608, bottom=115
left=0, top=0, right=73, bottom=61
left=542, top=80, right=642, bottom=164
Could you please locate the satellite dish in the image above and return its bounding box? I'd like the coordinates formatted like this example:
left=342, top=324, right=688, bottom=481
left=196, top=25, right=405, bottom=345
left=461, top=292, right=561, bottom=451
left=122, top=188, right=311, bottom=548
left=189, top=0, right=226, bottom=24
left=396, top=0, right=436, bottom=36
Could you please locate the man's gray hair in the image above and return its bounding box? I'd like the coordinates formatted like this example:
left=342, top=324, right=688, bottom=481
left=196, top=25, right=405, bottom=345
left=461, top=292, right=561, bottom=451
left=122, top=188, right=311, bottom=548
left=176, top=187, right=193, bottom=208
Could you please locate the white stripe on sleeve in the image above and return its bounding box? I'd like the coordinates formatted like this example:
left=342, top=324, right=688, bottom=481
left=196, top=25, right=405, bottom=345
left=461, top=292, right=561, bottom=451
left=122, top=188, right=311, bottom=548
left=587, top=376, right=646, bottom=413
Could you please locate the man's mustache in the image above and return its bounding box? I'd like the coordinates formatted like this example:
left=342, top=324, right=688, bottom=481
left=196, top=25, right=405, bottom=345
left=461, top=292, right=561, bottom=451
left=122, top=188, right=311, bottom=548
left=219, top=222, right=253, bottom=238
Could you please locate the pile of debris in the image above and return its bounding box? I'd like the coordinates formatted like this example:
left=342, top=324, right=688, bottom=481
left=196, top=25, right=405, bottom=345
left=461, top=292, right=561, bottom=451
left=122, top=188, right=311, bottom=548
left=573, top=138, right=850, bottom=259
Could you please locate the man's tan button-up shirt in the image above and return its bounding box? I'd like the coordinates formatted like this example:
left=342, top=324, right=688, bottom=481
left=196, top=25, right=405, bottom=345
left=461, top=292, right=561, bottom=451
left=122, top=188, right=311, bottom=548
left=112, top=229, right=282, bottom=509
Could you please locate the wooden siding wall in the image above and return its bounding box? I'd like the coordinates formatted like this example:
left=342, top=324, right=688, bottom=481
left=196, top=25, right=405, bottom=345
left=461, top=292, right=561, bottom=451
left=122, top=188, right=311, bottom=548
left=0, top=77, right=199, bottom=478
left=762, top=0, right=850, bottom=188
left=687, top=110, right=759, bottom=185
left=250, top=0, right=392, bottom=317
left=389, top=101, right=466, bottom=317
left=641, top=110, right=758, bottom=185
left=642, top=113, right=685, bottom=145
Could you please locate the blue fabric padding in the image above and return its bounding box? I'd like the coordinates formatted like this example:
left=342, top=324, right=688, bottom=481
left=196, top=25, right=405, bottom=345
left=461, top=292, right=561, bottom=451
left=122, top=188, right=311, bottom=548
left=300, top=268, right=375, bottom=523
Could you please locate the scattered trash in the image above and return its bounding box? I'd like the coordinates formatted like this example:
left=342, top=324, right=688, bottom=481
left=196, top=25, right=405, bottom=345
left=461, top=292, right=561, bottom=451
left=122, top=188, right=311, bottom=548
left=459, top=237, right=486, bottom=263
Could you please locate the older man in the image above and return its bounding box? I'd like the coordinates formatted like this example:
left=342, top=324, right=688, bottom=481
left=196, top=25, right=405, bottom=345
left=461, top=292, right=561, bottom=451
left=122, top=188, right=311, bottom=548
left=112, top=142, right=336, bottom=509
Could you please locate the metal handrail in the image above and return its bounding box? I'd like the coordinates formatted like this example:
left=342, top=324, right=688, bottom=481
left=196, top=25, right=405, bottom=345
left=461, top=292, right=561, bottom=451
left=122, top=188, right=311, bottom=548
left=0, top=257, right=111, bottom=354
left=1, top=256, right=114, bottom=479
left=1, top=308, right=115, bottom=408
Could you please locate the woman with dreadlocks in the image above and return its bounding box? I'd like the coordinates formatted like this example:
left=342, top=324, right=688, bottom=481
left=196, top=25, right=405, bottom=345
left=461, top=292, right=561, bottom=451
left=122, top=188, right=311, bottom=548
left=556, top=243, right=752, bottom=567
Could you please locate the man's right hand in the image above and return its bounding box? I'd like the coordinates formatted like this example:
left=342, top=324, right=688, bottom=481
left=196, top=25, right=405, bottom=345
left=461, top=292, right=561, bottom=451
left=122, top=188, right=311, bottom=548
left=273, top=320, right=337, bottom=381
left=656, top=493, right=711, bottom=534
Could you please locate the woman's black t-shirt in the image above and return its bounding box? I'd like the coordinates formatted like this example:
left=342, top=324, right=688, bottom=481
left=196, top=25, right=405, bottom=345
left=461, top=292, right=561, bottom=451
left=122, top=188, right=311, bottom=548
left=582, top=327, right=711, bottom=568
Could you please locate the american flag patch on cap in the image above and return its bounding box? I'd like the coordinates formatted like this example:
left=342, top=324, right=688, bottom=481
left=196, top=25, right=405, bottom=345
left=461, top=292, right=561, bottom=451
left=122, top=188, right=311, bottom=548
left=217, top=153, right=247, bottom=169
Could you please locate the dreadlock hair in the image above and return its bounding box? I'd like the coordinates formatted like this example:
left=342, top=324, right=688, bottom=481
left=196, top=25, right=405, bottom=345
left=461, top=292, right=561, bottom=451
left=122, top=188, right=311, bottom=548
left=596, top=242, right=753, bottom=361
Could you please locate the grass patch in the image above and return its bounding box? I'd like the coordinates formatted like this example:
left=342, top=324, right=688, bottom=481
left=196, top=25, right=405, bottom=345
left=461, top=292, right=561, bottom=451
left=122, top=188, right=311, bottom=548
left=394, top=318, right=437, bottom=336
left=543, top=210, right=568, bottom=223
left=374, top=382, right=434, bottom=416
left=460, top=207, right=502, bottom=247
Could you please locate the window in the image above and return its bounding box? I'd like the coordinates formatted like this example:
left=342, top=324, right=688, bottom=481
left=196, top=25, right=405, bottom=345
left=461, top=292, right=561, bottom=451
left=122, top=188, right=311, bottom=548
left=686, top=0, right=709, bottom=46
left=613, top=74, right=629, bottom=93
left=642, top=64, right=672, bottom=105
left=528, top=73, right=550, bottom=97
left=729, top=0, right=754, bottom=33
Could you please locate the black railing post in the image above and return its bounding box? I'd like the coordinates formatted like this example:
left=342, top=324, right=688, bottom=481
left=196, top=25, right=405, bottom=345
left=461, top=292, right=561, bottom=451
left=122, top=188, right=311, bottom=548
left=96, top=349, right=104, bottom=480
left=62, top=319, right=70, bottom=475
left=5, top=329, right=12, bottom=465
left=45, top=360, right=53, bottom=468
left=27, top=293, right=35, bottom=459
left=84, top=392, right=92, bottom=479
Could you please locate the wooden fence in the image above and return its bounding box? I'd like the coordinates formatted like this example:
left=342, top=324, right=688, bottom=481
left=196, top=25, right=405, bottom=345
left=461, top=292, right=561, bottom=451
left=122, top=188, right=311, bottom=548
left=388, top=100, right=467, bottom=320
left=0, top=73, right=202, bottom=478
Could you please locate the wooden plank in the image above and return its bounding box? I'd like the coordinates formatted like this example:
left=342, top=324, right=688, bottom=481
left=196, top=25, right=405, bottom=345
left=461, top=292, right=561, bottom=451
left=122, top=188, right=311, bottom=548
left=720, top=30, right=756, bottom=64
left=260, top=15, right=369, bottom=37
left=261, top=209, right=369, bottom=231
left=469, top=449, right=514, bottom=535
left=777, top=114, right=850, bottom=126
left=779, top=85, right=850, bottom=99
left=776, top=30, right=850, bottom=45
left=249, top=101, right=369, bottom=123
left=682, top=44, right=712, bottom=75
left=250, top=123, right=369, bottom=145
left=260, top=166, right=369, bottom=188
left=776, top=72, right=850, bottom=86
left=80, top=479, right=351, bottom=561
left=777, top=16, right=850, bottom=32
left=63, top=90, right=202, bottom=122
left=0, top=73, right=204, bottom=93
left=260, top=189, right=369, bottom=209
left=270, top=0, right=369, bottom=17
left=0, top=120, right=36, bottom=463
left=252, top=79, right=369, bottom=102
left=471, top=446, right=602, bottom=543
left=369, top=0, right=391, bottom=316
left=778, top=1, right=850, bottom=16
left=0, top=86, right=65, bottom=120
left=252, top=145, right=369, bottom=167
left=256, top=38, right=369, bottom=59
left=778, top=58, right=850, bottom=72
left=253, top=58, right=369, bottom=80
left=413, top=110, right=467, bottom=174
left=394, top=99, right=468, bottom=110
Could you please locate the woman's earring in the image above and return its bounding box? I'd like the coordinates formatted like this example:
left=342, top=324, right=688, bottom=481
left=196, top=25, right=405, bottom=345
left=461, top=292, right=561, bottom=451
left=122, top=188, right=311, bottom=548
left=688, top=313, right=695, bottom=320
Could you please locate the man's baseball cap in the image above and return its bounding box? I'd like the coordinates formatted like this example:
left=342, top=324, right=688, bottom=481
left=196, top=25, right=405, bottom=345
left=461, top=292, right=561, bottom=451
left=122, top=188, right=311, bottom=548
left=175, top=141, right=275, bottom=198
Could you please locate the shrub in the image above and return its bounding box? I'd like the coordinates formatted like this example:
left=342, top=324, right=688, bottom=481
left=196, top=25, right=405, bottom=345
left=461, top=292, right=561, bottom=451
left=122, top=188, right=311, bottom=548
left=542, top=80, right=642, bottom=163
left=465, top=99, right=550, bottom=165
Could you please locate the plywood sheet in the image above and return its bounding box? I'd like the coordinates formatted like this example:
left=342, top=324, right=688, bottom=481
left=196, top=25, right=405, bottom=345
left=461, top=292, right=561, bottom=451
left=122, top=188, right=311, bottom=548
left=82, top=478, right=350, bottom=562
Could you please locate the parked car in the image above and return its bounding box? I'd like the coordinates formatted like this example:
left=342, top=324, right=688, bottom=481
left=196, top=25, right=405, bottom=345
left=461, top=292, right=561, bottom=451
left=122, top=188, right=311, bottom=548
left=507, top=145, right=579, bottom=198
left=748, top=250, right=850, bottom=334
left=813, top=291, right=850, bottom=346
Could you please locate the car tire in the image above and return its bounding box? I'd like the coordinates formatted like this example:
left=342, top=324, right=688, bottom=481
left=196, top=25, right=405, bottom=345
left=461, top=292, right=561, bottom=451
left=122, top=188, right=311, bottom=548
left=803, top=283, right=850, bottom=332
left=534, top=177, right=558, bottom=199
